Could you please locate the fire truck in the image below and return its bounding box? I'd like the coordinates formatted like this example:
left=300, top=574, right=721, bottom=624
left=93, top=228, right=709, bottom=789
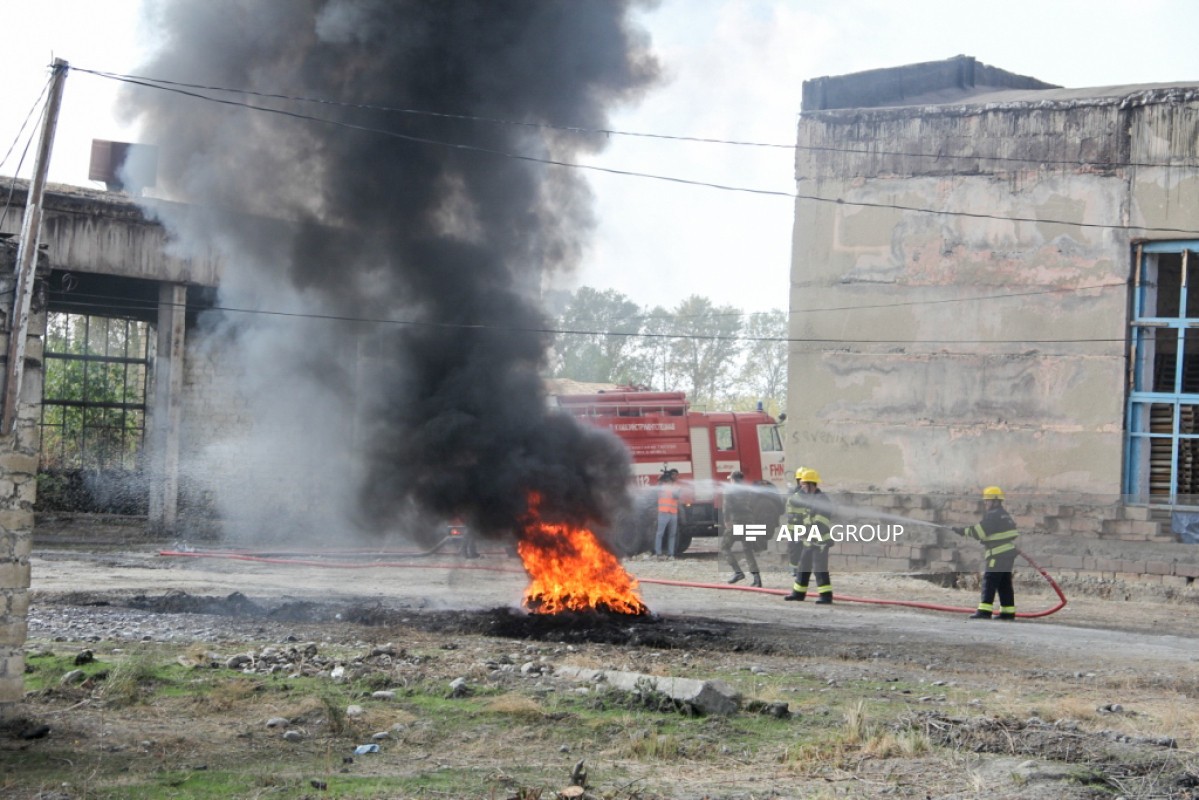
left=551, top=389, right=788, bottom=554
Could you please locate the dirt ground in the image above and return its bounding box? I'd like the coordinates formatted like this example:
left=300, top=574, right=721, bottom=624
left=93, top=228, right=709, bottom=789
left=5, top=523, right=1199, bottom=799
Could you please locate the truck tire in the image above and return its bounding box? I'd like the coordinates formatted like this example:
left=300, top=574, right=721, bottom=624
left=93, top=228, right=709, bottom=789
left=608, top=495, right=657, bottom=557
left=674, top=529, right=694, bottom=555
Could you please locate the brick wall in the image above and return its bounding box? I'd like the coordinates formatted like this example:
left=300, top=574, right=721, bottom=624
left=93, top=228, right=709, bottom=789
left=763, top=492, right=1199, bottom=583
left=0, top=240, right=46, bottom=719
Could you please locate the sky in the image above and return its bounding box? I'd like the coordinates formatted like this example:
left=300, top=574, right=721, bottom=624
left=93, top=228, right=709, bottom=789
left=4, top=0, right=1199, bottom=316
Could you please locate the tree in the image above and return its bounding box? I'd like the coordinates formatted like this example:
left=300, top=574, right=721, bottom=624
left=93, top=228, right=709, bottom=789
left=552, top=287, right=643, bottom=383
left=628, top=306, right=675, bottom=390
left=737, top=310, right=788, bottom=414
left=666, top=295, right=742, bottom=408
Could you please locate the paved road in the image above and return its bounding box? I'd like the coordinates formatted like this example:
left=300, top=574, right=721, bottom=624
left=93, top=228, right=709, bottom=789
left=27, top=545, right=1199, bottom=673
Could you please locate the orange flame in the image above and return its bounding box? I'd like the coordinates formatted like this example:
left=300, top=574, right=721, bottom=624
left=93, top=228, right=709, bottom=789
left=517, top=493, right=648, bottom=616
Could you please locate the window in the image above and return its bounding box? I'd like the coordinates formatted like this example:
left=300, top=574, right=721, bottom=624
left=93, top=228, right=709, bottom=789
left=757, top=424, right=783, bottom=452
left=714, top=424, right=734, bottom=451
left=38, top=312, right=154, bottom=512
left=1126, top=244, right=1199, bottom=505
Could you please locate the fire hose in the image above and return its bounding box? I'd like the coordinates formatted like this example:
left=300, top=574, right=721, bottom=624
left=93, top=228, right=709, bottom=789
left=159, top=533, right=1067, bottom=619
left=684, top=519, right=1067, bottom=618
left=644, top=547, right=1066, bottom=619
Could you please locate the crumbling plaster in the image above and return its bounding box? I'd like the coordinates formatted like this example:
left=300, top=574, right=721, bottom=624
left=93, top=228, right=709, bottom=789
left=788, top=94, right=1198, bottom=496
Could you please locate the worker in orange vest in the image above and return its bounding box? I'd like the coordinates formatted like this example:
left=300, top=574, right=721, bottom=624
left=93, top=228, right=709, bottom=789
left=653, top=469, right=681, bottom=557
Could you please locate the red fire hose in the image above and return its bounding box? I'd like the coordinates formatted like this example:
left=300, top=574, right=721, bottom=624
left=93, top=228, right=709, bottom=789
left=158, top=544, right=1066, bottom=619
left=641, top=548, right=1066, bottom=619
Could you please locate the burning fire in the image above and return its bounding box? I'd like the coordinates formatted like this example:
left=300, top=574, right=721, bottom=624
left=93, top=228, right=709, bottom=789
left=517, top=494, right=648, bottom=616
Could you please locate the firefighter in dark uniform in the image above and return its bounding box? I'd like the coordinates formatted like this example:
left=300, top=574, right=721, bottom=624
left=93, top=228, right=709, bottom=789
left=720, top=471, right=761, bottom=586
left=784, top=468, right=834, bottom=604
left=953, top=486, right=1020, bottom=620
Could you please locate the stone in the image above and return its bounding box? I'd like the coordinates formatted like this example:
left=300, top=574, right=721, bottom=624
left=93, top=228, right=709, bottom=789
left=553, top=666, right=740, bottom=715
left=59, top=669, right=85, bottom=686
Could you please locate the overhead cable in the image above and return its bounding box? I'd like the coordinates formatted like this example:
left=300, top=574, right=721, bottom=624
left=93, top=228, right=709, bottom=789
left=72, top=66, right=1199, bottom=171
left=46, top=294, right=1128, bottom=348
left=69, top=67, right=1199, bottom=235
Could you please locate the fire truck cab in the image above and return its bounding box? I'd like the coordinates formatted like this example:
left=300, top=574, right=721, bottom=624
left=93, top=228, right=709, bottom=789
left=552, top=389, right=787, bottom=553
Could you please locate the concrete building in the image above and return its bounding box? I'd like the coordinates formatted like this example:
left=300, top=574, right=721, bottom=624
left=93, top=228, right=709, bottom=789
left=787, top=56, right=1199, bottom=574
left=0, top=181, right=222, bottom=716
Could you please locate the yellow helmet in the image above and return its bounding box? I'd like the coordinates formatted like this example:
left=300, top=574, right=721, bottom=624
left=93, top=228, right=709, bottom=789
left=794, top=467, right=807, bottom=480
left=982, top=486, right=1005, bottom=501
left=800, top=468, right=821, bottom=485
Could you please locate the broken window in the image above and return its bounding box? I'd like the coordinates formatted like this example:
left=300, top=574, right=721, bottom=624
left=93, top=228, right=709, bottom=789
left=37, top=312, right=154, bottom=513
left=1126, top=245, right=1199, bottom=506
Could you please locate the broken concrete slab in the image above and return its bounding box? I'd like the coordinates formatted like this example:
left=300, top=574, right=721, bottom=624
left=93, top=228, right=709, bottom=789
left=553, top=665, right=741, bottom=715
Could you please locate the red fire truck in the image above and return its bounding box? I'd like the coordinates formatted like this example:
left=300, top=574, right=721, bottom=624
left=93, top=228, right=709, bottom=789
left=551, top=389, right=787, bottom=554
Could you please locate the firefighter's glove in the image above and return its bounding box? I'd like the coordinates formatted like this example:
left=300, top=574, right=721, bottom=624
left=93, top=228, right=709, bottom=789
left=952, top=527, right=966, bottom=537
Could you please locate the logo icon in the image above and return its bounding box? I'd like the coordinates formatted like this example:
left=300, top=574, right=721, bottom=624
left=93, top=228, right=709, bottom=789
left=733, top=524, right=767, bottom=542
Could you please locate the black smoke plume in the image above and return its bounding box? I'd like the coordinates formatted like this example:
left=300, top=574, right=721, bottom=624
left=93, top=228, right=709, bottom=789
left=123, top=1, right=659, bottom=541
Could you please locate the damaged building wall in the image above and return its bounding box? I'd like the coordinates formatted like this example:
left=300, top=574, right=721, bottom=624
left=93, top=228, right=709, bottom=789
left=0, top=240, right=47, bottom=717
left=788, top=77, right=1199, bottom=551
left=0, top=182, right=222, bottom=286
left=790, top=97, right=1140, bottom=495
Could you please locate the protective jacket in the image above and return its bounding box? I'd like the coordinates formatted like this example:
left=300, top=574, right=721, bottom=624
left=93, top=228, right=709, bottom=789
left=657, top=484, right=679, bottom=515
left=961, top=505, right=1019, bottom=570
left=787, top=488, right=833, bottom=547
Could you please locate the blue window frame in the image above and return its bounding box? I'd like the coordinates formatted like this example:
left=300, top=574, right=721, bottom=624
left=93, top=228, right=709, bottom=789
left=1126, top=242, right=1199, bottom=506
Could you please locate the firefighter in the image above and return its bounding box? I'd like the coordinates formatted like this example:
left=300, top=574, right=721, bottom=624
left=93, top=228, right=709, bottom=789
left=953, top=486, right=1020, bottom=620
left=783, top=468, right=834, bottom=604
left=782, top=467, right=807, bottom=564
left=653, top=469, right=681, bottom=557
left=720, top=471, right=761, bottom=586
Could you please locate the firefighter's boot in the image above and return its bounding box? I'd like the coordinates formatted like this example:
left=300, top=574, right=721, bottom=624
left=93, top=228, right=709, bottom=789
left=727, top=572, right=746, bottom=584
left=750, top=572, right=762, bottom=588
left=997, top=611, right=1016, bottom=621
left=815, top=592, right=833, bottom=605
left=968, top=610, right=993, bottom=620
left=784, top=591, right=806, bottom=601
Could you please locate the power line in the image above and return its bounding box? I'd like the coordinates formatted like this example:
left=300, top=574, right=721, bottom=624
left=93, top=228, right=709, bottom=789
left=74, top=66, right=795, bottom=199
left=601, top=280, right=1126, bottom=326
left=70, top=68, right=1199, bottom=234
left=0, top=75, right=52, bottom=233
left=52, top=278, right=1126, bottom=328
left=46, top=292, right=1128, bottom=348
left=72, top=67, right=1199, bottom=171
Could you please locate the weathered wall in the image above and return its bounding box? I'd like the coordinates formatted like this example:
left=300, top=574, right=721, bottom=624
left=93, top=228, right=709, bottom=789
left=0, top=182, right=222, bottom=288
left=787, top=92, right=1199, bottom=497
left=0, top=240, right=46, bottom=719
left=175, top=323, right=367, bottom=543
left=759, top=490, right=1199, bottom=584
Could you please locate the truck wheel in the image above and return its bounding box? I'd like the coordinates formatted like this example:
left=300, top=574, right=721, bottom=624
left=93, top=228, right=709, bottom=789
left=674, top=530, right=693, bottom=555
left=609, top=499, right=657, bottom=557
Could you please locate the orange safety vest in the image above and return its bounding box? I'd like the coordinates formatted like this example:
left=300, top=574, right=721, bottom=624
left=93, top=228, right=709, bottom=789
left=657, top=485, right=679, bottom=514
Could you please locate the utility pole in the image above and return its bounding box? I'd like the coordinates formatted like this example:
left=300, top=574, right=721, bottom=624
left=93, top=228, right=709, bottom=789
left=3, top=58, right=68, bottom=435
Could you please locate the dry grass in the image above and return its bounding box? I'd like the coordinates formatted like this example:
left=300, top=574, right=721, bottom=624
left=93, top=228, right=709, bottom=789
left=201, top=675, right=269, bottom=712
left=619, top=727, right=682, bottom=760
left=482, top=692, right=549, bottom=721
left=1025, top=695, right=1102, bottom=724
left=97, top=650, right=158, bottom=707
left=861, top=727, right=932, bottom=758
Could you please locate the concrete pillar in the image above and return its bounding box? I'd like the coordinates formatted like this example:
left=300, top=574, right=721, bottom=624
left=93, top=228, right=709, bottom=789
left=0, top=240, right=45, bottom=719
left=148, top=282, right=187, bottom=534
